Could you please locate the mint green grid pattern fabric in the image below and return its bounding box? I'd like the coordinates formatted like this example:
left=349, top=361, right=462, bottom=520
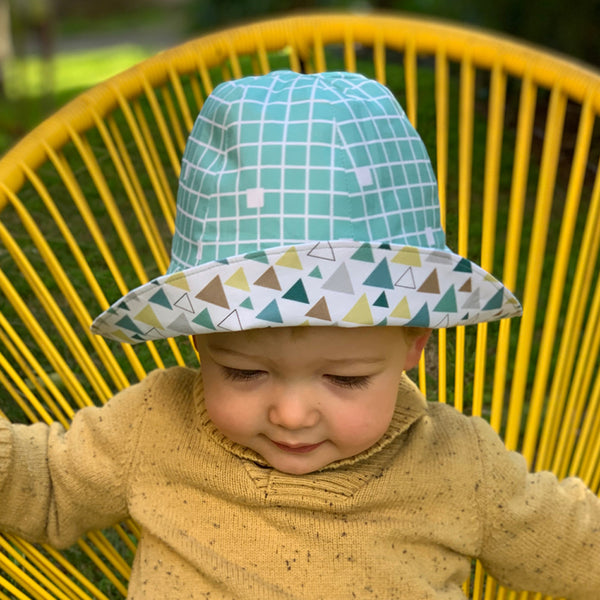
left=168, top=71, right=446, bottom=273
left=92, top=71, right=523, bottom=342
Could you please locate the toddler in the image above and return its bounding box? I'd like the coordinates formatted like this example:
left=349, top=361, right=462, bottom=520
left=1, top=71, right=598, bottom=599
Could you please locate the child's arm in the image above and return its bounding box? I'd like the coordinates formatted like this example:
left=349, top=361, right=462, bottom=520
left=0, top=378, right=146, bottom=549
left=472, top=416, right=600, bottom=599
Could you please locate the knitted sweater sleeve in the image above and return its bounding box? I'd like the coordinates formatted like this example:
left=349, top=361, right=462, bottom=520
left=472, top=416, right=600, bottom=599
left=0, top=374, right=151, bottom=549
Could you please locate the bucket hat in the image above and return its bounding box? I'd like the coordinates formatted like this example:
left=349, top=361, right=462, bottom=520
left=91, top=71, right=521, bottom=344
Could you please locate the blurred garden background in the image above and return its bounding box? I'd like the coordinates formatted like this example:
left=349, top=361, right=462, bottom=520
left=1, top=0, right=599, bottom=157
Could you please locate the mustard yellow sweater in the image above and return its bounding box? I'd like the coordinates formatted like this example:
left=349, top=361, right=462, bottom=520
left=0, top=367, right=599, bottom=599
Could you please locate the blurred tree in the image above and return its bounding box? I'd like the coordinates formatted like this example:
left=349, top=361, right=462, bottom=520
left=0, top=0, right=11, bottom=96
left=185, top=0, right=348, bottom=33
left=185, top=0, right=600, bottom=66
left=371, top=0, right=600, bottom=66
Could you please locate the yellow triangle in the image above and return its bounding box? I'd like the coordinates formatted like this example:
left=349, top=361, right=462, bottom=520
left=111, top=330, right=134, bottom=342
left=276, top=247, right=303, bottom=269
left=134, top=305, right=164, bottom=329
left=165, top=272, right=191, bottom=291
left=225, top=267, right=250, bottom=291
left=342, top=294, right=374, bottom=325
left=390, top=297, right=411, bottom=319
left=391, top=247, right=422, bottom=267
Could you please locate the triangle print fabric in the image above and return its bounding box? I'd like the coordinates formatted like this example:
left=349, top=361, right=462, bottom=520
left=91, top=70, right=522, bottom=344
left=92, top=242, right=520, bottom=343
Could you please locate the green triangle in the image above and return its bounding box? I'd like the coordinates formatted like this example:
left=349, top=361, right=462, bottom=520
left=351, top=243, right=375, bottom=263
left=363, top=259, right=394, bottom=290
left=376, top=317, right=388, bottom=326
left=406, top=303, right=430, bottom=327
left=483, top=288, right=505, bottom=311
left=282, top=279, right=310, bottom=304
left=433, top=285, right=458, bottom=313
left=256, top=299, right=283, bottom=323
left=115, top=315, right=144, bottom=334
left=373, top=291, right=389, bottom=308
left=244, top=250, right=270, bottom=264
left=240, top=297, right=254, bottom=309
left=149, top=288, right=172, bottom=310
left=309, top=266, right=322, bottom=279
left=454, top=258, right=472, bottom=273
left=192, top=308, right=216, bottom=330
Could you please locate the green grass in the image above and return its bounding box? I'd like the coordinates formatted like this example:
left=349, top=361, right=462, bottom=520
left=1, top=43, right=162, bottom=156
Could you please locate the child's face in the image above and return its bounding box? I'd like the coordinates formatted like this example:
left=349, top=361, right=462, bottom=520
left=194, top=326, right=429, bottom=475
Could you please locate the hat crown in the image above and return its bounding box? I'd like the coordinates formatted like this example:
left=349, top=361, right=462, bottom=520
left=168, top=71, right=445, bottom=273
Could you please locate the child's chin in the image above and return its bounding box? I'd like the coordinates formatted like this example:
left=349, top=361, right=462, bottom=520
left=267, top=454, right=331, bottom=475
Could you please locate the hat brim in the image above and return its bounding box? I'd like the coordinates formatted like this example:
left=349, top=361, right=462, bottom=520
left=91, top=241, right=522, bottom=343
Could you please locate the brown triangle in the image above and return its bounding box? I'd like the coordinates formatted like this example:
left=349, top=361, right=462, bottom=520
left=254, top=266, right=281, bottom=291
left=459, top=278, right=472, bottom=293
left=305, top=297, right=332, bottom=321
left=417, top=269, right=440, bottom=294
left=196, top=275, right=229, bottom=309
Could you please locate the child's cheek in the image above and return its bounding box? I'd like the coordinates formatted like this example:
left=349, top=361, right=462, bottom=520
left=205, top=392, right=255, bottom=440
left=335, top=394, right=396, bottom=445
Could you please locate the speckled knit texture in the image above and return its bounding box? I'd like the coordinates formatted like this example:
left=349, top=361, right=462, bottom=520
left=0, top=367, right=599, bottom=599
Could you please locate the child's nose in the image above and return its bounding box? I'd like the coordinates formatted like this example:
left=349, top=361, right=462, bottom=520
left=268, top=387, right=319, bottom=430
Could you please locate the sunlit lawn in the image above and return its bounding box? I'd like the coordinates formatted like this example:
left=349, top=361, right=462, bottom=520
left=1, top=43, right=160, bottom=155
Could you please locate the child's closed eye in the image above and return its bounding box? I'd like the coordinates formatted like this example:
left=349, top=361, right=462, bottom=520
left=324, top=375, right=372, bottom=390
left=221, top=367, right=265, bottom=382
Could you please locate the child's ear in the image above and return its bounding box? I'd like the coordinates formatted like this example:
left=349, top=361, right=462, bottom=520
left=404, top=329, right=432, bottom=371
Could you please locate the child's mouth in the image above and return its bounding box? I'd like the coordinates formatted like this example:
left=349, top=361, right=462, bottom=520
left=272, top=441, right=324, bottom=454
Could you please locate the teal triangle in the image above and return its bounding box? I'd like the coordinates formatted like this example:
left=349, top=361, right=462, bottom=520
left=117, top=301, right=129, bottom=311
left=483, top=288, right=505, bottom=311
left=363, top=258, right=394, bottom=290
left=433, top=285, right=458, bottom=313
left=240, top=297, right=254, bottom=309
left=376, top=317, right=388, bottom=326
left=244, top=250, right=270, bottom=264
left=256, top=299, right=283, bottom=323
left=379, top=243, right=391, bottom=250
left=116, top=315, right=144, bottom=334
left=192, top=308, right=216, bottom=330
left=217, top=258, right=229, bottom=265
left=149, top=288, right=172, bottom=310
left=406, top=303, right=430, bottom=327
left=373, top=292, right=389, bottom=308
left=309, top=266, right=323, bottom=279
left=454, top=258, right=472, bottom=273
left=462, top=313, right=470, bottom=321
left=282, top=279, right=310, bottom=304
left=351, top=243, right=375, bottom=263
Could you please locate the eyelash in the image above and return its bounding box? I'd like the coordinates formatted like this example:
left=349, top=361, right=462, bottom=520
left=222, top=367, right=264, bottom=382
left=222, top=367, right=371, bottom=390
left=325, top=375, right=372, bottom=390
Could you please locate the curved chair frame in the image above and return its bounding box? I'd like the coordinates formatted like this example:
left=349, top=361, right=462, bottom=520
left=0, top=11, right=599, bottom=599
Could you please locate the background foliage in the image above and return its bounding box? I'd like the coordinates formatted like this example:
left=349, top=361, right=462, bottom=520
left=182, top=0, right=600, bottom=67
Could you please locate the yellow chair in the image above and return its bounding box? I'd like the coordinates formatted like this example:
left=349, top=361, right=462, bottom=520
left=0, top=11, right=599, bottom=599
